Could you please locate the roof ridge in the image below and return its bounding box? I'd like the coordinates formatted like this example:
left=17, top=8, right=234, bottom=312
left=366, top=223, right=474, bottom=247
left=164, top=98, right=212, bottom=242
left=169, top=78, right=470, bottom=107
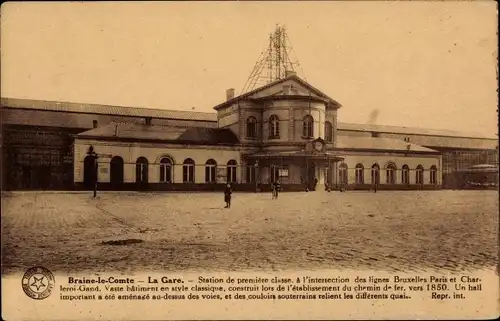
left=2, top=97, right=217, bottom=115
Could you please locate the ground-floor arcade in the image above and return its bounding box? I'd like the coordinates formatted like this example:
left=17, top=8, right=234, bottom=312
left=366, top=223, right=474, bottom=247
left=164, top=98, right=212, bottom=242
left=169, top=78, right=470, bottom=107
left=73, top=135, right=442, bottom=191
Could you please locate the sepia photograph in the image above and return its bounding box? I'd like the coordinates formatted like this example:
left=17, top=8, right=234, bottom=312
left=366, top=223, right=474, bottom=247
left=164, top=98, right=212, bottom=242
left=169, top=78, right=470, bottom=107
left=1, top=1, right=498, bottom=319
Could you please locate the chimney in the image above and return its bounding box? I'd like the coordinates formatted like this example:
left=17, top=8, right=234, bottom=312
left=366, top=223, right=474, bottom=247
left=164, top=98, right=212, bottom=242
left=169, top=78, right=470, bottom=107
left=285, top=70, right=297, bottom=77
left=226, top=88, right=235, bottom=101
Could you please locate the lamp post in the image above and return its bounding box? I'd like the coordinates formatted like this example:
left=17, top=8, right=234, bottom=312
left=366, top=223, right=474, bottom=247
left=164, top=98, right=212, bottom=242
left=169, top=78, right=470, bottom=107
left=254, top=160, right=259, bottom=192
left=87, top=145, right=99, bottom=198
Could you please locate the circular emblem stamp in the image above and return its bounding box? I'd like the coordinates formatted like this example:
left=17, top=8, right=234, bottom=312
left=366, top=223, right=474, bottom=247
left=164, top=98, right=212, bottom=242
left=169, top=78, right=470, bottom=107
left=21, top=266, right=55, bottom=300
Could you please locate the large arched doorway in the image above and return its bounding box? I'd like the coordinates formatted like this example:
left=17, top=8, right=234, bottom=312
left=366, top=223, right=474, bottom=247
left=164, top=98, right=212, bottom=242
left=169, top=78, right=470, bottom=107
left=83, top=156, right=95, bottom=189
left=110, top=156, right=124, bottom=187
left=135, top=157, right=149, bottom=184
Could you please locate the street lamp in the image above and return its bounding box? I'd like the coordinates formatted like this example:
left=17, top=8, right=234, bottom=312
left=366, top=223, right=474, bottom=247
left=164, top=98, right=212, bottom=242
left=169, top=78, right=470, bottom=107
left=87, top=145, right=99, bottom=198
left=254, top=160, right=259, bottom=192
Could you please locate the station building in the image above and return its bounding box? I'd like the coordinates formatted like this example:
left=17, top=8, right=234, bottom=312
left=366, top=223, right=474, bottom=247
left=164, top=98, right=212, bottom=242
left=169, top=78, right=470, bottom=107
left=1, top=73, right=498, bottom=191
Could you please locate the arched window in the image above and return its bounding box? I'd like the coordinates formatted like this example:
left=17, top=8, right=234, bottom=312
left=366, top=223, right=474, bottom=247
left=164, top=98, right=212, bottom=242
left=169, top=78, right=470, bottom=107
left=325, top=121, right=333, bottom=143
left=246, top=116, right=257, bottom=139
left=303, top=115, right=314, bottom=138
left=355, top=163, right=364, bottom=184
left=205, top=159, right=217, bottom=183
left=371, top=164, right=380, bottom=185
left=227, top=160, right=237, bottom=183
left=159, top=157, right=173, bottom=183
left=386, top=163, right=396, bottom=184
left=430, top=165, right=437, bottom=185
left=401, top=164, right=410, bottom=185
left=339, top=163, right=348, bottom=186
left=110, top=156, right=124, bottom=186
left=183, top=158, right=195, bottom=183
left=268, top=115, right=280, bottom=139
left=135, top=157, right=149, bottom=184
left=416, top=165, right=424, bottom=185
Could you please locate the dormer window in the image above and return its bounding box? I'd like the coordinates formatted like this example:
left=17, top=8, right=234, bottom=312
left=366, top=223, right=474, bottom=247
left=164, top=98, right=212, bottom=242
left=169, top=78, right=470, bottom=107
left=303, top=115, right=314, bottom=138
left=268, top=115, right=280, bottom=139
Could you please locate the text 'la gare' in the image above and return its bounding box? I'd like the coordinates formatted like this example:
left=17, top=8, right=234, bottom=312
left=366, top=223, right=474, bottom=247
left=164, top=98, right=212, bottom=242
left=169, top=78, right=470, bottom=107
left=148, top=277, right=183, bottom=284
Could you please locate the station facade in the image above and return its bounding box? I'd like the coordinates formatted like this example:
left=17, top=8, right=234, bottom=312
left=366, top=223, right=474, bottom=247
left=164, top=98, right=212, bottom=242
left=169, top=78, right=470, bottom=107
left=4, top=73, right=491, bottom=192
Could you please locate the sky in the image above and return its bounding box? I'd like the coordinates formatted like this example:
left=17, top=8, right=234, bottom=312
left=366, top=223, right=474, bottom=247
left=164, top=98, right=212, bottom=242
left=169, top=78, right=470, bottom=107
left=1, top=1, right=498, bottom=136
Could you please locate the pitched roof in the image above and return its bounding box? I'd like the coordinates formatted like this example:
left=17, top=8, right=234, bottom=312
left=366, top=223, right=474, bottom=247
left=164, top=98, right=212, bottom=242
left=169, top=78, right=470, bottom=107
left=2, top=97, right=495, bottom=140
left=1, top=97, right=217, bottom=122
left=336, top=136, right=438, bottom=153
left=76, top=123, right=239, bottom=145
left=212, top=75, right=342, bottom=110
left=337, top=122, right=496, bottom=140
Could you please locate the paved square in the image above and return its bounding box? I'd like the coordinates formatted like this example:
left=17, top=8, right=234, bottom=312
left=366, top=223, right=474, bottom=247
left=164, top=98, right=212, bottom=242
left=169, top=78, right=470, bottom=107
left=1, top=190, right=498, bottom=274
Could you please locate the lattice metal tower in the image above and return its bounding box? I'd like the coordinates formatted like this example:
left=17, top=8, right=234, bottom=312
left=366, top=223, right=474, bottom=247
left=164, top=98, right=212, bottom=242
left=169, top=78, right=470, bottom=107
left=241, top=25, right=305, bottom=94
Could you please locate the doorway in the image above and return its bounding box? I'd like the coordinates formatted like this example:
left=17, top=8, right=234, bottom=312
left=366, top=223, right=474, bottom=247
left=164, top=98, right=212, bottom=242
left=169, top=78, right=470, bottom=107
left=110, top=156, right=124, bottom=187
left=83, top=156, right=95, bottom=189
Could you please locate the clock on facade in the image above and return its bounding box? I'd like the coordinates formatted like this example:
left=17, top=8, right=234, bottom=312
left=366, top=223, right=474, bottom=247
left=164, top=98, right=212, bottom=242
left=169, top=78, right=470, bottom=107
left=313, top=140, right=324, bottom=152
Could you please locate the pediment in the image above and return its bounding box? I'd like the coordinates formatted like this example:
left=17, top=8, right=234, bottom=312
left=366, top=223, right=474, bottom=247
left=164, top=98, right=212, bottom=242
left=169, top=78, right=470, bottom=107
left=213, top=75, right=342, bottom=110
left=247, top=78, right=323, bottom=100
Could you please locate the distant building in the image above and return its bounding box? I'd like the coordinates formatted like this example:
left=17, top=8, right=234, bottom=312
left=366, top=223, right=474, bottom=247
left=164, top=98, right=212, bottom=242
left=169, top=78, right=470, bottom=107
left=1, top=75, right=497, bottom=191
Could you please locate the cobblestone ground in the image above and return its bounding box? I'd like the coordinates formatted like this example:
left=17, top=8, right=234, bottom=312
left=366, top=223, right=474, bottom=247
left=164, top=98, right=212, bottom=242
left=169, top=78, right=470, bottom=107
left=1, top=190, right=498, bottom=274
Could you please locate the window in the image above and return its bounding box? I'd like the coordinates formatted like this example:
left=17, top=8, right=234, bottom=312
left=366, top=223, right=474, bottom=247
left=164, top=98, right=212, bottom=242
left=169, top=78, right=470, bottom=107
left=339, top=163, right=348, bottom=185
left=159, top=157, right=173, bottom=183
left=430, top=165, right=437, bottom=185
left=205, top=159, right=217, bottom=183
left=416, top=165, right=424, bottom=185
left=183, top=158, right=195, bottom=183
left=278, top=167, right=289, bottom=178
left=246, top=117, right=257, bottom=139
left=135, top=157, right=149, bottom=183
left=325, top=121, right=333, bottom=143
left=402, top=164, right=410, bottom=184
left=246, top=165, right=256, bottom=183
left=227, top=160, right=237, bottom=183
left=371, top=164, right=380, bottom=185
left=303, top=115, right=314, bottom=138
left=355, top=163, right=364, bottom=184
left=386, top=163, right=396, bottom=184
left=268, top=115, right=280, bottom=139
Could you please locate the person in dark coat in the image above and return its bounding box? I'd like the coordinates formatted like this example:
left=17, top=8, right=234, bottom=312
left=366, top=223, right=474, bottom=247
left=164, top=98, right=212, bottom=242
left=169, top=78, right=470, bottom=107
left=224, top=183, right=232, bottom=208
left=272, top=181, right=281, bottom=199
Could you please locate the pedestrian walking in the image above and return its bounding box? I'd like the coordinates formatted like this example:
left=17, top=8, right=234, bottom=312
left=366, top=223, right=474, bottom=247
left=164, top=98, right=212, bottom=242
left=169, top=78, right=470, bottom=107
left=272, top=181, right=281, bottom=199
left=224, top=183, right=232, bottom=208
